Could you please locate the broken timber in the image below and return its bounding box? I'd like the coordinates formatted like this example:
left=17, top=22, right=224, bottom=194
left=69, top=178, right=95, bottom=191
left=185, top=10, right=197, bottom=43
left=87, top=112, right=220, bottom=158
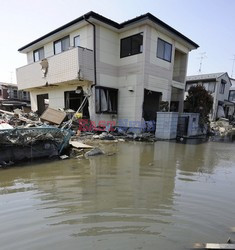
left=69, top=140, right=93, bottom=149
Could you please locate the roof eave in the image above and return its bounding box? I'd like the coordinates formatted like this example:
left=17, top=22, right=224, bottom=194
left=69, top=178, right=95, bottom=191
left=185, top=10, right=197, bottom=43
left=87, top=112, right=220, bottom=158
left=121, top=13, right=199, bottom=49
left=18, top=11, right=199, bottom=52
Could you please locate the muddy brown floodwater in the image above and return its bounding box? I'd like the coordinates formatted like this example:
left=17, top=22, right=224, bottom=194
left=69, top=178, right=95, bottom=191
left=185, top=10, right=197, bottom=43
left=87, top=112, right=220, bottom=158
left=0, top=140, right=235, bottom=250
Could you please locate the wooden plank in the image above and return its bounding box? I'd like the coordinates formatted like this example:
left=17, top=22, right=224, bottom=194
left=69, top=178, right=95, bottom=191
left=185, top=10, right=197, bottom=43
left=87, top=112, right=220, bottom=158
left=230, top=227, right=235, bottom=233
left=69, top=141, right=93, bottom=149
left=0, top=109, right=14, bottom=116
left=193, top=243, right=235, bottom=249
left=206, top=243, right=235, bottom=249
left=40, top=108, right=66, bottom=125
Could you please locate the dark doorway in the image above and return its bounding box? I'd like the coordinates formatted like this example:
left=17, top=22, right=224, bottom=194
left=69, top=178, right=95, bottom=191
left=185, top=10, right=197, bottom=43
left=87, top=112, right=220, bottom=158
left=37, top=94, right=49, bottom=115
left=143, top=89, right=161, bottom=121
left=177, top=116, right=189, bottom=137
left=170, top=101, right=179, bottom=112
left=64, top=90, right=89, bottom=118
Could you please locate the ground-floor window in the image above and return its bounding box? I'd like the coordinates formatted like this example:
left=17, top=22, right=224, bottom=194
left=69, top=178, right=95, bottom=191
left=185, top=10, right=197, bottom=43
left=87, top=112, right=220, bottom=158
left=95, top=86, right=118, bottom=114
left=64, top=90, right=89, bottom=118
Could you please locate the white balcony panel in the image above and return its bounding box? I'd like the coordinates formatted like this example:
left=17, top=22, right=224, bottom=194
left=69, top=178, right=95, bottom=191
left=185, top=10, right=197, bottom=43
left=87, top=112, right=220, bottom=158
left=172, top=80, right=185, bottom=90
left=17, top=47, right=94, bottom=90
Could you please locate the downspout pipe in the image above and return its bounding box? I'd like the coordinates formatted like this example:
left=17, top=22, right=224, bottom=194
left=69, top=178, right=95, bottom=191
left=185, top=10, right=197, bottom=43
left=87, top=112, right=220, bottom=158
left=83, top=15, right=97, bottom=87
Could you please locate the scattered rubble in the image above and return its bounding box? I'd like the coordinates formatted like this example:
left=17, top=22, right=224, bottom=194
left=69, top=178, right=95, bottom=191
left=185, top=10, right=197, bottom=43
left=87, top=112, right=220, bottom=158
left=84, top=148, right=104, bottom=158
left=70, top=148, right=84, bottom=158
left=59, top=155, right=69, bottom=160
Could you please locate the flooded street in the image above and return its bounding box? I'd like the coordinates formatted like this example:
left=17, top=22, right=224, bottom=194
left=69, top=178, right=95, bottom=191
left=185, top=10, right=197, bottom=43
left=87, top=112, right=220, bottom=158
left=0, top=141, right=235, bottom=250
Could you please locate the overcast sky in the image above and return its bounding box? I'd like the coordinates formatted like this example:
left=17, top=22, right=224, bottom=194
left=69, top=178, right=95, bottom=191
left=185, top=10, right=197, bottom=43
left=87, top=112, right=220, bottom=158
left=1, top=0, right=235, bottom=83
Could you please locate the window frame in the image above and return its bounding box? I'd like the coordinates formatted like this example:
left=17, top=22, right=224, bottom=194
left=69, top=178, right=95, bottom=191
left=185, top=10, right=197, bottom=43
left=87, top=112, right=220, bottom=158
left=219, top=79, right=226, bottom=94
left=53, top=36, right=70, bottom=55
left=23, top=91, right=27, bottom=100
left=13, top=89, right=18, bottom=99
left=33, top=47, right=45, bottom=62
left=95, top=86, right=118, bottom=114
left=229, top=90, right=235, bottom=102
left=74, top=35, right=80, bottom=47
left=120, top=32, right=143, bottom=58
left=157, top=38, right=172, bottom=62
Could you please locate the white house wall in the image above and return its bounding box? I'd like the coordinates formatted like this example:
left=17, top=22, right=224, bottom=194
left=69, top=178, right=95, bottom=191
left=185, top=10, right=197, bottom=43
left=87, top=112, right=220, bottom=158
left=26, top=25, right=93, bottom=64
left=98, top=26, right=119, bottom=66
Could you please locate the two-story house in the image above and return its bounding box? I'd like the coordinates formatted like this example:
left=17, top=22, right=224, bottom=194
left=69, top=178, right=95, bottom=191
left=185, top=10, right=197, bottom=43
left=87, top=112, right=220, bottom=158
left=185, top=73, right=232, bottom=120
left=0, top=82, right=30, bottom=111
left=16, top=11, right=198, bottom=129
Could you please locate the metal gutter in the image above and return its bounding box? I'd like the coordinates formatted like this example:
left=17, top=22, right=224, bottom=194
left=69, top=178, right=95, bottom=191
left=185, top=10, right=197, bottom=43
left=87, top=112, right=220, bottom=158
left=83, top=15, right=97, bottom=87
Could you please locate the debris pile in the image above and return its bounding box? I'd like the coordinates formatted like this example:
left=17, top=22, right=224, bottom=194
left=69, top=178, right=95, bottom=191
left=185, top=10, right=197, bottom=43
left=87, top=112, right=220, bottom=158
left=210, top=118, right=234, bottom=136
left=0, top=105, right=157, bottom=167
left=0, top=108, right=72, bottom=167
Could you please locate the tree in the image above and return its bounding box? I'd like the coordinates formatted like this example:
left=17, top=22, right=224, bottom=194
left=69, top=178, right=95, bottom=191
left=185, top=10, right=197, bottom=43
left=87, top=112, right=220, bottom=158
left=185, top=85, right=213, bottom=126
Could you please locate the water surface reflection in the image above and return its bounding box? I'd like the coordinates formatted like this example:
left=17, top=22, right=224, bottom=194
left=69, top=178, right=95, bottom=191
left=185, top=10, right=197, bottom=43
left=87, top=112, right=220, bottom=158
left=0, top=141, right=235, bottom=250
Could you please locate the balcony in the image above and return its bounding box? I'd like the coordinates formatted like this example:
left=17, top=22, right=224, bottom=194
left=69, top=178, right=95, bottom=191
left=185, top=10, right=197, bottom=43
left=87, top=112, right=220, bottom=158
left=172, top=49, right=187, bottom=89
left=16, top=47, right=94, bottom=90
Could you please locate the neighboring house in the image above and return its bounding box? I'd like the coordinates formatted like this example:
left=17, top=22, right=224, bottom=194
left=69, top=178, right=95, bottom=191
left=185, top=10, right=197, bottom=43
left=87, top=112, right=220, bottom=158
left=0, top=82, right=30, bottom=111
left=185, top=73, right=233, bottom=120
left=16, top=11, right=198, bottom=129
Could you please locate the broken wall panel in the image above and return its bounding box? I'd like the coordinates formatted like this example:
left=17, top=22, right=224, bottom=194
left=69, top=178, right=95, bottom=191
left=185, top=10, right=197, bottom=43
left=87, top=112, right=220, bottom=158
left=40, top=108, right=66, bottom=125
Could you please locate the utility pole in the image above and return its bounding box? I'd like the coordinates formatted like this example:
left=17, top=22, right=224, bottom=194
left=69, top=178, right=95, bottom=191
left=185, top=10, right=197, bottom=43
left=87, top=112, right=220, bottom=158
left=231, top=55, right=235, bottom=78
left=198, top=52, right=207, bottom=74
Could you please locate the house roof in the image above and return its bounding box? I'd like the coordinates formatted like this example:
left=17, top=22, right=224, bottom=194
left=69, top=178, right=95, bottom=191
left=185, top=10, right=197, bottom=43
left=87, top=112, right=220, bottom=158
left=18, top=11, right=199, bottom=52
left=186, top=72, right=227, bottom=82
left=0, top=82, right=18, bottom=88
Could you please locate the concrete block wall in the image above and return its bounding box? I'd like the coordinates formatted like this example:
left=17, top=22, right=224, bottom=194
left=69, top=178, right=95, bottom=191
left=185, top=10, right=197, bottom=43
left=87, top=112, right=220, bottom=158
left=155, top=112, right=178, bottom=139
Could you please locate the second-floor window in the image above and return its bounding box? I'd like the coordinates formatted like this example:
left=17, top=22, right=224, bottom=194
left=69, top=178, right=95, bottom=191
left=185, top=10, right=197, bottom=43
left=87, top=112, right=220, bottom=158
left=220, top=79, right=226, bottom=94
left=74, top=35, right=80, bottom=47
left=120, top=33, right=143, bottom=58
left=13, top=89, right=18, bottom=99
left=33, top=47, right=44, bottom=62
left=23, top=91, right=28, bottom=100
left=157, top=38, right=172, bottom=62
left=54, top=36, right=70, bottom=54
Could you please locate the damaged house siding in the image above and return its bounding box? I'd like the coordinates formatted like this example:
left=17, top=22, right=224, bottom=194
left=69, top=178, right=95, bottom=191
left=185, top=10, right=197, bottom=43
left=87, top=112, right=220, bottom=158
left=16, top=11, right=198, bottom=129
